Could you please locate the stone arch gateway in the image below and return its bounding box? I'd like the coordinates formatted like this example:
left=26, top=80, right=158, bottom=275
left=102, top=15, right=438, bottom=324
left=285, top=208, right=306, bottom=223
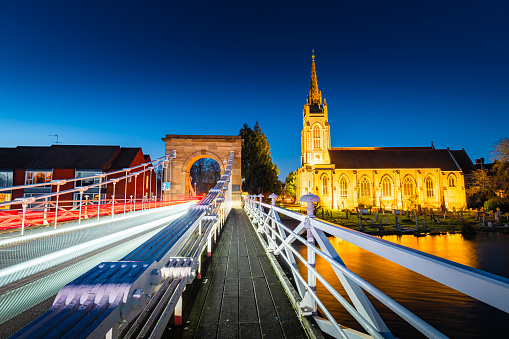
left=162, top=135, right=243, bottom=207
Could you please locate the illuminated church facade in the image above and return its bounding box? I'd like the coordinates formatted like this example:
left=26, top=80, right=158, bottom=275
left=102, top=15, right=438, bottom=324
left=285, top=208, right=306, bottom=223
left=296, top=54, right=474, bottom=211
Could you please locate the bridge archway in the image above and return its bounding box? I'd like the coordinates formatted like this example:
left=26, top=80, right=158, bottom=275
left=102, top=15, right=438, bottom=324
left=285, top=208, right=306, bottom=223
left=184, top=152, right=223, bottom=196
left=162, top=135, right=243, bottom=207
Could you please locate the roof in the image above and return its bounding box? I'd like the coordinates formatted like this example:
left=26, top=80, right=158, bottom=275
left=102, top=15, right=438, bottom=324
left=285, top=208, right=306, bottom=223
left=0, top=146, right=48, bottom=169
left=0, top=145, right=149, bottom=171
left=328, top=147, right=464, bottom=171
left=109, top=147, right=142, bottom=170
left=25, top=145, right=120, bottom=170
left=449, top=149, right=475, bottom=174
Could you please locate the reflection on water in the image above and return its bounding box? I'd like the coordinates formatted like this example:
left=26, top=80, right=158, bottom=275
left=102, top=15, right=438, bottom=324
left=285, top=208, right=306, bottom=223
left=296, top=232, right=509, bottom=338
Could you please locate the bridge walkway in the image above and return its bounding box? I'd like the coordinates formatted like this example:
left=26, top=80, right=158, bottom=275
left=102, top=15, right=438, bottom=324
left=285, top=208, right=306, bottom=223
left=166, top=208, right=307, bottom=339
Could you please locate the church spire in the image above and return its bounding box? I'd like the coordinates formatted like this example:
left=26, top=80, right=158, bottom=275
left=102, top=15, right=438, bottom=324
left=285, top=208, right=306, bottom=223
left=306, top=50, right=324, bottom=113
left=309, top=50, right=320, bottom=104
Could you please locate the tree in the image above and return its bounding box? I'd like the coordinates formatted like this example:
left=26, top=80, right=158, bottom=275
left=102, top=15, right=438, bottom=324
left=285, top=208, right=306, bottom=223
left=239, top=122, right=281, bottom=195
left=491, top=137, right=509, bottom=162
left=190, top=158, right=221, bottom=194
left=285, top=171, right=297, bottom=199
left=467, top=169, right=495, bottom=203
left=491, top=137, right=509, bottom=196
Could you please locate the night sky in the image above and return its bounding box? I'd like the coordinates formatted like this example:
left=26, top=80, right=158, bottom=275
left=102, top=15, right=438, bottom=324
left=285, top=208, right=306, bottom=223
left=1, top=1, right=508, bottom=180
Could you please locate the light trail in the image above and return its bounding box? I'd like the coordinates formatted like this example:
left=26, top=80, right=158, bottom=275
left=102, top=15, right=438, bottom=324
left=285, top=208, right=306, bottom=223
left=0, top=211, right=186, bottom=287
left=0, top=203, right=194, bottom=325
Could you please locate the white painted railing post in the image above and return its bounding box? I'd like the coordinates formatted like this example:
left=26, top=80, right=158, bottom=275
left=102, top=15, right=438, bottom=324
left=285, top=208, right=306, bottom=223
left=21, top=201, right=27, bottom=236
left=112, top=180, right=117, bottom=218
left=269, top=193, right=278, bottom=251
left=43, top=197, right=48, bottom=225
left=97, top=177, right=102, bottom=220
left=78, top=189, right=84, bottom=225
left=54, top=182, right=61, bottom=229
left=84, top=195, right=89, bottom=219
left=134, top=174, right=138, bottom=213
left=300, top=193, right=320, bottom=316
left=124, top=169, right=129, bottom=216
left=207, top=232, right=212, bottom=257
left=257, top=193, right=264, bottom=227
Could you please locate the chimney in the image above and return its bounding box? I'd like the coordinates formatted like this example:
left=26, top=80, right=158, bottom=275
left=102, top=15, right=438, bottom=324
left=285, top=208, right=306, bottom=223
left=475, top=158, right=485, bottom=170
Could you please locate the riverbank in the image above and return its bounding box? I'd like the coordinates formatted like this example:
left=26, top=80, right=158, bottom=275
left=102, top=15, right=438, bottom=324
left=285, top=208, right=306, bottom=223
left=280, top=203, right=509, bottom=237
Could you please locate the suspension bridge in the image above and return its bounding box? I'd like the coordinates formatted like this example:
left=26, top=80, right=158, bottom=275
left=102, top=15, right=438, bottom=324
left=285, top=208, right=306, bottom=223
left=0, top=148, right=508, bottom=339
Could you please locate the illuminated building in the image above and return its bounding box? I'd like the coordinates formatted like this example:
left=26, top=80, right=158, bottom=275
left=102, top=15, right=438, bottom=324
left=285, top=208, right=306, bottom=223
left=296, top=53, right=474, bottom=211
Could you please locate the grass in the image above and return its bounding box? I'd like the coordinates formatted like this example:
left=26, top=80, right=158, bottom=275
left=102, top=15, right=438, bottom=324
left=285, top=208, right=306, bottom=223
left=279, top=203, right=506, bottom=235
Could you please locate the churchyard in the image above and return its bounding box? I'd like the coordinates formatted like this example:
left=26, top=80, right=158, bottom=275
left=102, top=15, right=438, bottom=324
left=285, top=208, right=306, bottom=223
left=281, top=203, right=509, bottom=236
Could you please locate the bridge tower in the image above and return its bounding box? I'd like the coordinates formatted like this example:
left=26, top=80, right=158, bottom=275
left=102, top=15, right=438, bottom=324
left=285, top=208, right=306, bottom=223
left=162, top=135, right=243, bottom=207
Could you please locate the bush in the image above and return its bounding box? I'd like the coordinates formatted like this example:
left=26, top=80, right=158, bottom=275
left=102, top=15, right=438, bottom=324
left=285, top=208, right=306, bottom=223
left=483, top=197, right=509, bottom=212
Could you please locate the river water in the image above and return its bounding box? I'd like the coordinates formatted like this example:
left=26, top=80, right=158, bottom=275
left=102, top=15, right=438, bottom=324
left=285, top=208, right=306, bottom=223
left=296, top=232, right=509, bottom=338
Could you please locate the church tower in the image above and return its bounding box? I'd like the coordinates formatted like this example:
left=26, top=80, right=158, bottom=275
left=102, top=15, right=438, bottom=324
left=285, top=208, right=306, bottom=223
left=301, top=52, right=330, bottom=166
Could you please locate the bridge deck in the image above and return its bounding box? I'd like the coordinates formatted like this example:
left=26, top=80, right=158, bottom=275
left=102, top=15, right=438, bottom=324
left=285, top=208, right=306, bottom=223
left=167, top=208, right=307, bottom=339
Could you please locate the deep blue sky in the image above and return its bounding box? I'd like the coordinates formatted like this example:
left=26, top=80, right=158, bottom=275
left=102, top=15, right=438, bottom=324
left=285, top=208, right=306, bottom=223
left=1, top=1, right=508, bottom=180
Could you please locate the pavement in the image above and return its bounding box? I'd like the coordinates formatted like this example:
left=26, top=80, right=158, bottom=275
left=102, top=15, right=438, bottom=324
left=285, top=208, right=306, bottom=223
left=165, top=208, right=308, bottom=339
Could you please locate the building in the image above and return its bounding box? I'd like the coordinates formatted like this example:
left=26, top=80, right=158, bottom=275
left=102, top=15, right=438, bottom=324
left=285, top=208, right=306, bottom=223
left=296, top=53, right=475, bottom=211
left=0, top=145, right=156, bottom=209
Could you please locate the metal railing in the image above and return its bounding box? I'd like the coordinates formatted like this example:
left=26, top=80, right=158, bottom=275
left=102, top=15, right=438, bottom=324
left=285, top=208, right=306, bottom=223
left=13, top=151, right=235, bottom=339
left=0, top=151, right=177, bottom=234
left=243, top=193, right=509, bottom=339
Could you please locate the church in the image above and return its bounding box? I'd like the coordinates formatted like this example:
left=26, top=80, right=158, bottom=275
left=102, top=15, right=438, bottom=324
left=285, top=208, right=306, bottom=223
left=296, top=53, right=474, bottom=211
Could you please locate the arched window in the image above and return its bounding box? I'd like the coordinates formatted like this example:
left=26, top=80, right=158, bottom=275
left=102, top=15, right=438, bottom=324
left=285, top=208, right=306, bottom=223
left=426, top=176, right=435, bottom=198
left=448, top=174, right=456, bottom=187
left=403, top=176, right=415, bottom=196
left=360, top=177, right=371, bottom=197
left=313, top=126, right=321, bottom=149
left=322, top=175, right=328, bottom=195
left=381, top=176, right=392, bottom=197
left=339, top=177, right=347, bottom=198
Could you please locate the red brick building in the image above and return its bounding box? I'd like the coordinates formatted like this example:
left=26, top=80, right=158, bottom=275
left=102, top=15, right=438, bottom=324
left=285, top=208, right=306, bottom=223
left=0, top=145, right=157, bottom=208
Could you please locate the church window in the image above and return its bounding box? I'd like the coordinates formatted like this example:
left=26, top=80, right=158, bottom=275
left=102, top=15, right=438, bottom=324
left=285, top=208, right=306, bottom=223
left=339, top=177, right=347, bottom=198
left=313, top=126, right=321, bottom=149
left=360, top=177, right=370, bottom=197
left=322, top=175, right=328, bottom=195
left=426, top=176, right=435, bottom=198
left=381, top=176, right=392, bottom=197
left=403, top=176, right=415, bottom=196
left=448, top=174, right=456, bottom=187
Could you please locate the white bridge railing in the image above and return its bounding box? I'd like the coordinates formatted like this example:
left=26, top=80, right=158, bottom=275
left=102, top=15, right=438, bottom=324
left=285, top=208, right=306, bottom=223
left=244, top=193, right=509, bottom=339
left=0, top=151, right=177, bottom=234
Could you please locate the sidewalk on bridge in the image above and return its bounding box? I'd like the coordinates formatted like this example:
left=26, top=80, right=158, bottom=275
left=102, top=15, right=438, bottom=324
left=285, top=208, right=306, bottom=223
left=165, top=208, right=311, bottom=339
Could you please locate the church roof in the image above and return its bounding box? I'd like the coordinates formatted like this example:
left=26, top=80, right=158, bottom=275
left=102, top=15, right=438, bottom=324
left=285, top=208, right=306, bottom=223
left=328, top=147, right=472, bottom=172
left=449, top=149, right=476, bottom=174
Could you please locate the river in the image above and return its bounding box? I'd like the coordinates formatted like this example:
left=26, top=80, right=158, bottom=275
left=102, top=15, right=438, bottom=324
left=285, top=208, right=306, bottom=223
left=296, top=232, right=509, bottom=338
